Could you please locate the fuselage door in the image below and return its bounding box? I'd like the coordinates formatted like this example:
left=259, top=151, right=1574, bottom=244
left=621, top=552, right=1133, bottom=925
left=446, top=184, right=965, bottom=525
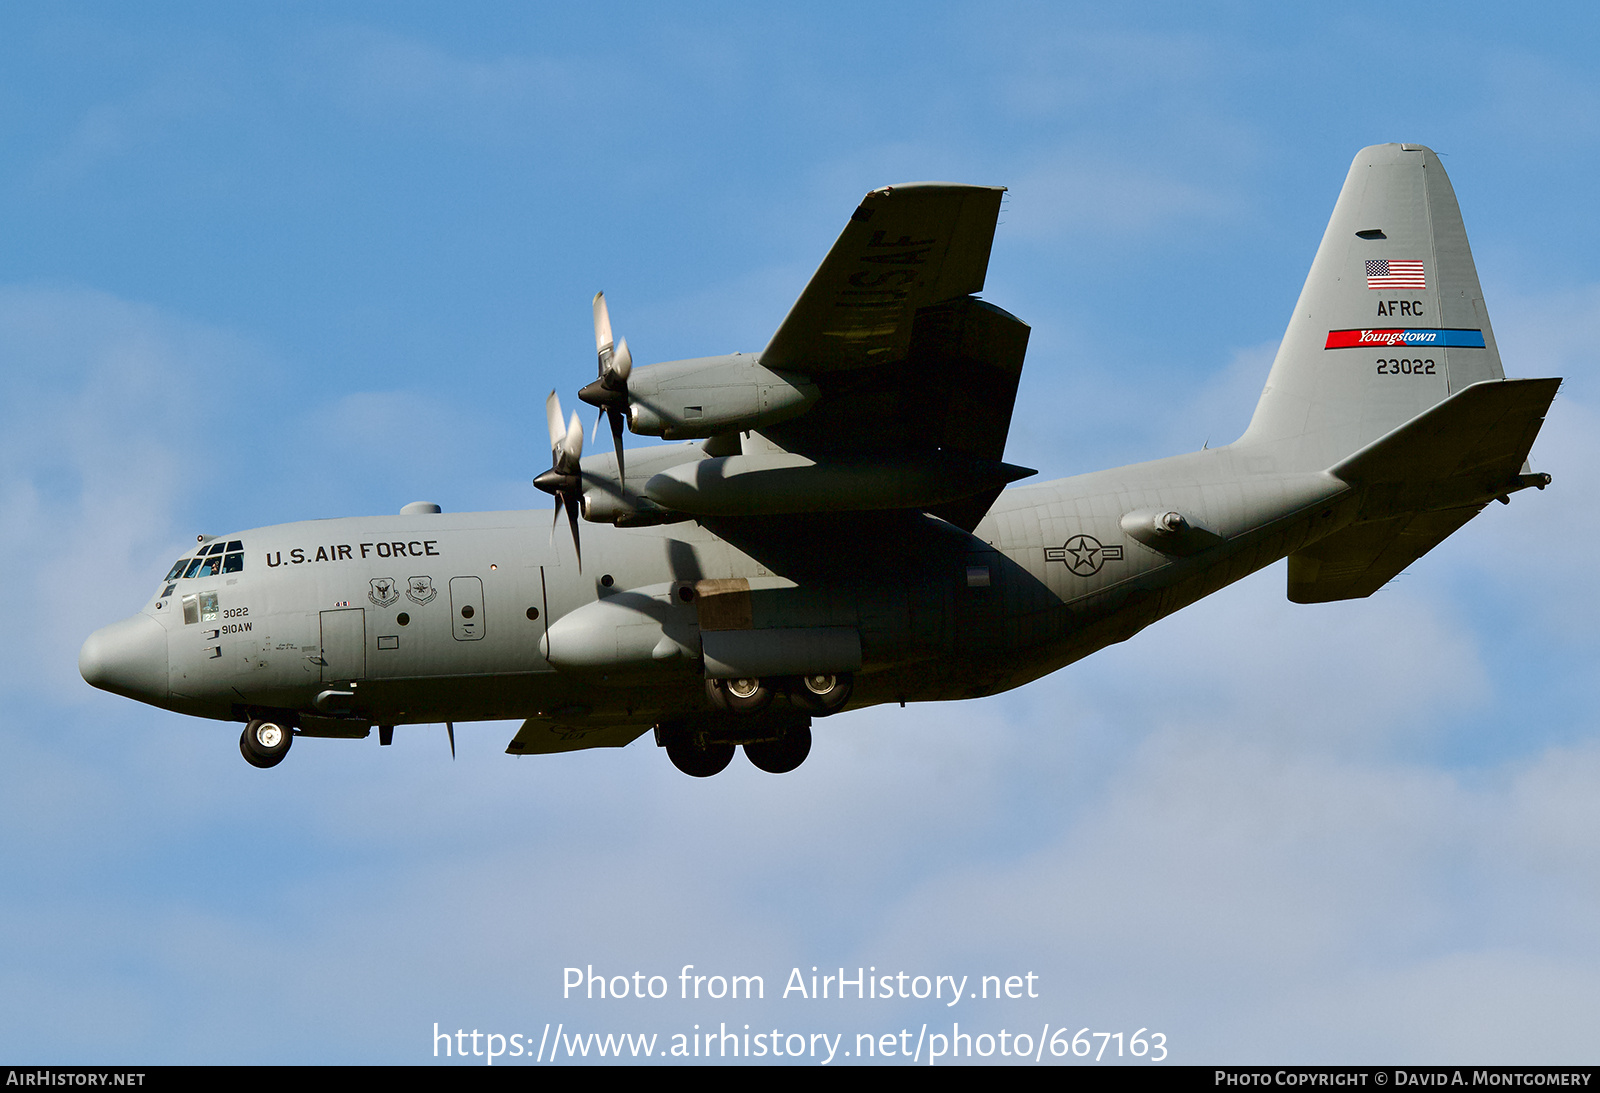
left=319, top=608, right=366, bottom=683
left=450, top=576, right=485, bottom=641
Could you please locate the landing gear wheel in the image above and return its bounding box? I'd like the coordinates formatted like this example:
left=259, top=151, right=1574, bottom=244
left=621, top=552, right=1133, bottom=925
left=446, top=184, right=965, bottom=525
left=787, top=672, right=853, bottom=716
left=240, top=719, right=293, bottom=768
left=744, top=724, right=812, bottom=774
left=705, top=676, right=773, bottom=715
left=665, top=737, right=735, bottom=778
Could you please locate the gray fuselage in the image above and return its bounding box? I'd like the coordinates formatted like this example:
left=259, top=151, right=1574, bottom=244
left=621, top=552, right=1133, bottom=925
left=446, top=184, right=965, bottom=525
left=83, top=444, right=1353, bottom=738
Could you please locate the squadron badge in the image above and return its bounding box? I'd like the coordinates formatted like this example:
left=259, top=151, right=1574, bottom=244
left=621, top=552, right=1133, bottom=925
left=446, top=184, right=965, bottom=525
left=368, top=576, right=401, bottom=607
left=405, top=576, right=438, bottom=605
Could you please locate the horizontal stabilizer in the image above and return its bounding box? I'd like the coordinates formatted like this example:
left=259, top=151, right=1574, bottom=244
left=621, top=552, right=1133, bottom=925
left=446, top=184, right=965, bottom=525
left=1329, top=377, right=1560, bottom=516
left=1288, top=507, right=1481, bottom=603
left=1289, top=377, right=1559, bottom=603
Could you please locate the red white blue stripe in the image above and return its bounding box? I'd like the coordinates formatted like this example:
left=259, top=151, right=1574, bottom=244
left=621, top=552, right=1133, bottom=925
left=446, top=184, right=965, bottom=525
left=1324, top=328, right=1486, bottom=349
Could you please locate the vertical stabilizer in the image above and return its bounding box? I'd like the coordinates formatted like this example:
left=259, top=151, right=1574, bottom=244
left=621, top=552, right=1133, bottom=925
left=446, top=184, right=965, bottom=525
left=1239, top=144, right=1505, bottom=471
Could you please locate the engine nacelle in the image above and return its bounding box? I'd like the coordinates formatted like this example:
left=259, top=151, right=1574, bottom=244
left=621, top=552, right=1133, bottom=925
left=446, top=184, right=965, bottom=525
left=580, top=484, right=685, bottom=527
left=626, top=354, right=819, bottom=439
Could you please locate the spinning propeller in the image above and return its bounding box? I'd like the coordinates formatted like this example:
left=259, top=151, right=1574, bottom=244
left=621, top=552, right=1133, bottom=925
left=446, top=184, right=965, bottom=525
left=578, top=291, right=633, bottom=483
left=533, top=391, right=584, bottom=570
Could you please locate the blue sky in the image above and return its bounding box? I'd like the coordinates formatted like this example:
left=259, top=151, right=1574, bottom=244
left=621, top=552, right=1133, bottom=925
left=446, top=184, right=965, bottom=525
left=3, top=2, right=1599, bottom=1064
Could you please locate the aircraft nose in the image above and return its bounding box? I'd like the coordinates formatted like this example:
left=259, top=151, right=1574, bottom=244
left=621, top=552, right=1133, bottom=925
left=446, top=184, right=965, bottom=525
left=79, top=615, right=169, bottom=705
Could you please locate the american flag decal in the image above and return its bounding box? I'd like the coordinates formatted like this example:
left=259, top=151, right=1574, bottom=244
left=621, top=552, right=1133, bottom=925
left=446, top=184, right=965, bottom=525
left=1366, top=259, right=1426, bottom=290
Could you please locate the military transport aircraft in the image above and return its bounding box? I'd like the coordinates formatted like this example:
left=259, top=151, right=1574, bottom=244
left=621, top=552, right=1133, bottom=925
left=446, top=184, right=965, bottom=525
left=79, top=144, right=1559, bottom=777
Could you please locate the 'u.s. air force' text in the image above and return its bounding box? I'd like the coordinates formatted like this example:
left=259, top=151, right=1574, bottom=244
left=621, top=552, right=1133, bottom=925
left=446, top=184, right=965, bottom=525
left=265, top=540, right=440, bottom=567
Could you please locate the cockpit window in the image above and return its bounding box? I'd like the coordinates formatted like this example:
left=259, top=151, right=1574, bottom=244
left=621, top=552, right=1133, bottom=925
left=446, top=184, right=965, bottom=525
left=172, top=541, right=245, bottom=580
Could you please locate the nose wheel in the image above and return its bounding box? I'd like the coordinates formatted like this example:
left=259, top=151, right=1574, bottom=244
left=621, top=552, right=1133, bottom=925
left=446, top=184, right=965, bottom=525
left=240, top=719, right=293, bottom=768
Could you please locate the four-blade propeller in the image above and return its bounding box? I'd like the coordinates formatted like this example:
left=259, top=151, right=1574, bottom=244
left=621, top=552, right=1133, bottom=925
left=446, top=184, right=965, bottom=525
left=533, top=391, right=585, bottom=571
left=578, top=291, right=633, bottom=484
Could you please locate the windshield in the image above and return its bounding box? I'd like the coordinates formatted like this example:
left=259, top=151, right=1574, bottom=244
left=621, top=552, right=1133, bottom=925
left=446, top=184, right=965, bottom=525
left=167, top=541, right=245, bottom=580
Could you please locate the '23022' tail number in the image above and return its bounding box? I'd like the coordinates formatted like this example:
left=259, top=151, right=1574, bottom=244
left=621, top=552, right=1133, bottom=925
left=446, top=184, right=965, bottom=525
left=1376, top=357, right=1436, bottom=375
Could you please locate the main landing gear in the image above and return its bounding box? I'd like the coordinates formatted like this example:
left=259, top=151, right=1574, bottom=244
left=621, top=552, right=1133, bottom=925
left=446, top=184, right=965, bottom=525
left=657, top=712, right=814, bottom=778
left=665, top=671, right=848, bottom=777
left=240, top=718, right=294, bottom=768
left=743, top=725, right=811, bottom=774
left=704, top=673, right=852, bottom=717
left=663, top=734, right=736, bottom=778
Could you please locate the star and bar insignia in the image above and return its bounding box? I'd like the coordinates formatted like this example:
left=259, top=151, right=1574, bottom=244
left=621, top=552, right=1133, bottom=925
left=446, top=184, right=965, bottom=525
left=1045, top=534, right=1123, bottom=576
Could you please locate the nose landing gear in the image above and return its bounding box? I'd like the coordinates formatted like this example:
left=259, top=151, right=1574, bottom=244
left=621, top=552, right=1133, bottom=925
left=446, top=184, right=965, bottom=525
left=240, top=718, right=293, bottom=768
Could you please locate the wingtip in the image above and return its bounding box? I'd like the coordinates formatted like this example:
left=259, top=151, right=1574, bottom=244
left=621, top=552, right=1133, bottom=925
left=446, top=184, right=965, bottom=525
left=863, top=182, right=1007, bottom=200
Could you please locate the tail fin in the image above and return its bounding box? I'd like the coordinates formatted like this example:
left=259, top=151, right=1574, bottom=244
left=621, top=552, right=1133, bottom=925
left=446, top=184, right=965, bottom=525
left=1239, top=143, right=1506, bottom=471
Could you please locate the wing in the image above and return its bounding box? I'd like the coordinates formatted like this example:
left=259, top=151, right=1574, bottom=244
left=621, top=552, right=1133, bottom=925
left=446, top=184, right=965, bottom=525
left=763, top=183, right=1008, bottom=375
left=757, top=184, right=1032, bottom=528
